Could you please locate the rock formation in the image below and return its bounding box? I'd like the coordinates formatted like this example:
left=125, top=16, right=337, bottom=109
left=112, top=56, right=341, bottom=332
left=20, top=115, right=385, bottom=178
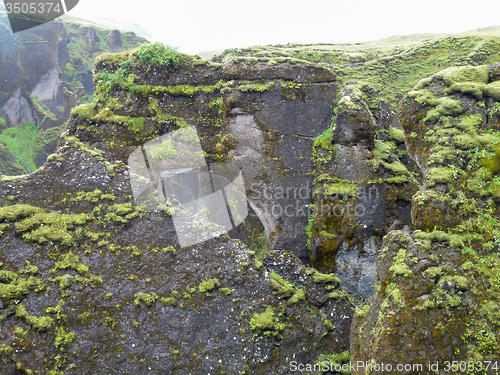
left=2, top=29, right=500, bottom=374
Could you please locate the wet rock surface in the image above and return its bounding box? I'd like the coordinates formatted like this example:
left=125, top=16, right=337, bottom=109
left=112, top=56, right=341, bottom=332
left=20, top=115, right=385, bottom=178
left=3, top=34, right=500, bottom=374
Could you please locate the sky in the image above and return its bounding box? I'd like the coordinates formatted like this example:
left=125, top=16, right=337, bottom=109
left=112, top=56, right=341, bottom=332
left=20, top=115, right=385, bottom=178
left=20, top=0, right=500, bottom=54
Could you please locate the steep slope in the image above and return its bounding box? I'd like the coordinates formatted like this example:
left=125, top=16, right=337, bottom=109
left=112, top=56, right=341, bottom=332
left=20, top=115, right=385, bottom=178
left=0, top=10, right=147, bottom=173
left=2, top=25, right=500, bottom=374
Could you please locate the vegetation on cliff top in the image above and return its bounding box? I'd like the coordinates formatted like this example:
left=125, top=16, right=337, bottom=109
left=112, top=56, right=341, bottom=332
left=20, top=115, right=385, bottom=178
left=220, top=31, right=500, bottom=110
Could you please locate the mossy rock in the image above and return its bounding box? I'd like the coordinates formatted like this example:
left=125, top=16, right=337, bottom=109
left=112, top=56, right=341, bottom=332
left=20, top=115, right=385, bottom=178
left=269, top=271, right=295, bottom=298
left=484, top=81, right=500, bottom=101
left=435, top=65, right=489, bottom=86
left=446, top=82, right=486, bottom=100
left=0, top=205, right=43, bottom=222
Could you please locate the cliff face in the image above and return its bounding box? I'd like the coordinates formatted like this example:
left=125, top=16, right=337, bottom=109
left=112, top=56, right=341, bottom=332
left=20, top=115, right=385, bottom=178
left=73, top=51, right=339, bottom=262
left=0, top=47, right=353, bottom=374
left=2, top=29, right=500, bottom=374
left=0, top=13, right=147, bottom=173
left=351, top=63, right=500, bottom=369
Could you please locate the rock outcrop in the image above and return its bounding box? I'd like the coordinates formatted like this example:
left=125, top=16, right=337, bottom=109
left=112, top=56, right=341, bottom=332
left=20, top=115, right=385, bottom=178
left=308, top=82, right=419, bottom=298
left=351, top=63, right=500, bottom=370
left=0, top=47, right=353, bottom=374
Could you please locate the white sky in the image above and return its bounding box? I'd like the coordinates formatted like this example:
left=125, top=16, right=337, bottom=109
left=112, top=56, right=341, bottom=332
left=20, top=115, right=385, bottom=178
left=68, top=0, right=500, bottom=54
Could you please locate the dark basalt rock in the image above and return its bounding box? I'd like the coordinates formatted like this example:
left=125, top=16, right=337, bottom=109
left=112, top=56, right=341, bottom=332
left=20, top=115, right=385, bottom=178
left=0, top=132, right=353, bottom=374
left=331, top=85, right=377, bottom=148
left=106, top=29, right=122, bottom=52
left=351, top=64, right=500, bottom=369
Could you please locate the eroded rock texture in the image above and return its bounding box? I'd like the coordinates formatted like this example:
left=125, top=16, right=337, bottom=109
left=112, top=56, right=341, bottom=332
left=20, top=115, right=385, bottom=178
left=0, top=51, right=353, bottom=374
left=2, top=35, right=500, bottom=375
left=351, top=63, right=500, bottom=371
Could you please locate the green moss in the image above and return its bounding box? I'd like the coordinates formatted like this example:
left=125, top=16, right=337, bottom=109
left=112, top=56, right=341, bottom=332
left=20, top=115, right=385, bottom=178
left=136, top=43, right=180, bottom=69
left=428, top=167, right=455, bottom=184
left=15, top=211, right=91, bottom=246
left=454, top=134, right=481, bottom=150
left=219, top=288, right=232, bottom=296
left=249, top=306, right=285, bottom=336
left=0, top=205, right=43, bottom=222
left=160, top=297, right=177, bottom=306
left=428, top=147, right=457, bottom=166
left=389, top=247, right=413, bottom=277
left=236, top=81, right=274, bottom=93
left=198, top=278, right=221, bottom=293
left=108, top=203, right=134, bottom=216
left=484, top=81, right=500, bottom=101
left=54, top=253, right=89, bottom=274
left=54, top=326, right=76, bottom=351
left=147, top=138, right=178, bottom=160
left=14, top=304, right=53, bottom=333
left=423, top=108, right=442, bottom=123
left=0, top=271, right=46, bottom=303
left=162, top=246, right=177, bottom=254
left=408, top=89, right=438, bottom=106
left=287, top=288, right=306, bottom=305
left=425, top=266, right=443, bottom=278
left=355, top=304, right=370, bottom=318
left=0, top=117, right=6, bottom=126
left=105, top=161, right=116, bottom=177
left=446, top=82, right=486, bottom=100
left=15, top=212, right=90, bottom=234
left=323, top=182, right=357, bottom=197
left=314, top=126, right=334, bottom=151
left=315, top=351, right=350, bottom=375
left=388, top=126, right=405, bottom=143
left=134, top=292, right=159, bottom=307
left=436, top=97, right=464, bottom=117
left=155, top=114, right=190, bottom=128
left=381, top=160, right=408, bottom=175
left=30, top=95, right=57, bottom=121
left=269, top=271, right=295, bottom=298
left=456, top=113, right=483, bottom=132
left=439, top=275, right=469, bottom=291
left=128, top=117, right=145, bottom=133
left=435, top=65, right=489, bottom=86
left=312, top=271, right=340, bottom=284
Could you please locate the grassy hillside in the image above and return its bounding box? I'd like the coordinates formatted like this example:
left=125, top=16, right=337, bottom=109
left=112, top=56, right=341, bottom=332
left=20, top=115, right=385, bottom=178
left=217, top=26, right=500, bottom=110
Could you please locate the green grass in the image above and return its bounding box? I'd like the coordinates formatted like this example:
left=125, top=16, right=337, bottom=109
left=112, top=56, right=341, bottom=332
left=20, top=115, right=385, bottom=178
left=0, top=123, right=38, bottom=173
left=137, top=42, right=180, bottom=68
left=220, top=32, right=500, bottom=111
left=30, top=95, right=57, bottom=121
